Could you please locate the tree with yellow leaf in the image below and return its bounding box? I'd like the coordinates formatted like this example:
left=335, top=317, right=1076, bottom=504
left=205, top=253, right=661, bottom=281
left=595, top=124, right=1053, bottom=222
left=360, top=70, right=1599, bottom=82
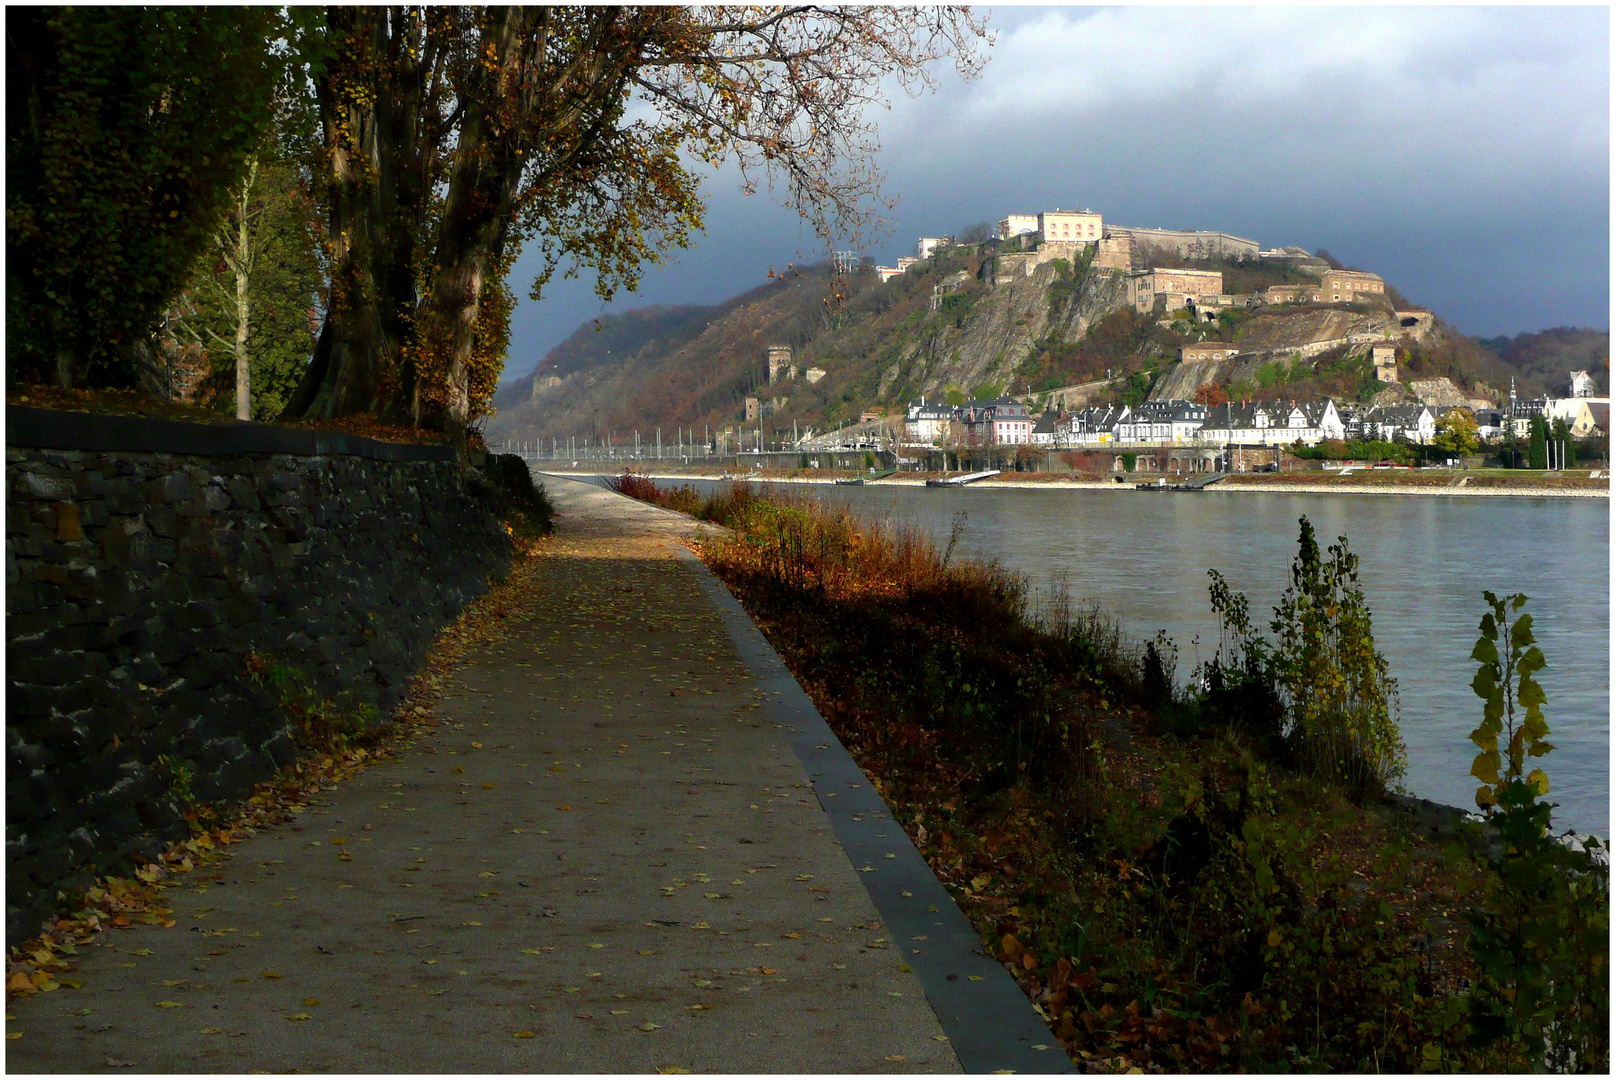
left=1463, top=591, right=1607, bottom=1071
left=1433, top=406, right=1481, bottom=459
left=278, top=6, right=992, bottom=432
left=1268, top=517, right=1404, bottom=800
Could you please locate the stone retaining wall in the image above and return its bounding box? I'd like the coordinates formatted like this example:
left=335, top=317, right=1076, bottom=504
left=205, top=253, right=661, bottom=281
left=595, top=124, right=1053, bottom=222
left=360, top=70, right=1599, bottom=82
left=6, top=408, right=513, bottom=941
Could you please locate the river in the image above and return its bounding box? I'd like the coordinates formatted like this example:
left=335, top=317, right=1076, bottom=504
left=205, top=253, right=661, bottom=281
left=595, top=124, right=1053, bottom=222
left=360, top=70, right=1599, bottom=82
left=673, top=479, right=1609, bottom=835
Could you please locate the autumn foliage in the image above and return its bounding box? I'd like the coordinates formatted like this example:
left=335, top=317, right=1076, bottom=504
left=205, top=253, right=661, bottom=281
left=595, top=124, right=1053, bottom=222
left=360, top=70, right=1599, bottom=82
left=282, top=7, right=991, bottom=431
left=612, top=476, right=1600, bottom=1071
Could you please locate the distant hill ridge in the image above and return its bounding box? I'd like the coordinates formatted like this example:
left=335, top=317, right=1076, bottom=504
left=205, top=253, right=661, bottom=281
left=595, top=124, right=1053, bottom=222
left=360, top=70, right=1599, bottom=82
left=487, top=244, right=1609, bottom=445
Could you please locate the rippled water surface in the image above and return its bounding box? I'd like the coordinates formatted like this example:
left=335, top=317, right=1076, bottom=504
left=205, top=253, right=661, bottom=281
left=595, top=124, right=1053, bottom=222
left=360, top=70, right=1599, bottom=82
left=683, top=480, right=1609, bottom=834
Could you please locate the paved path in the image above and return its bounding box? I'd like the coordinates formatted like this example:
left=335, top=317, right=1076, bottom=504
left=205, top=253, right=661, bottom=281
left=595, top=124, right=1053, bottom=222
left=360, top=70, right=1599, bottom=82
left=8, top=476, right=1058, bottom=1073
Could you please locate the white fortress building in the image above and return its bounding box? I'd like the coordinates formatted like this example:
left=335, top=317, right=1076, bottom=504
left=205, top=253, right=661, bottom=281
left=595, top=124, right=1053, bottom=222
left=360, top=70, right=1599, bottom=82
left=1037, top=209, right=1102, bottom=244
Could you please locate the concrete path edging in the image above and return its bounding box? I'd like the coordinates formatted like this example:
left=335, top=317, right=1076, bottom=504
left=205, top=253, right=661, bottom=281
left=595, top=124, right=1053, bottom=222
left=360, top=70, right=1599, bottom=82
left=676, top=549, right=1070, bottom=1074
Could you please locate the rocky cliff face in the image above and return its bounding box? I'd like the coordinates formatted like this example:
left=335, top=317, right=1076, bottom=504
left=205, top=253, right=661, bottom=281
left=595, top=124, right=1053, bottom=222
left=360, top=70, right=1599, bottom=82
left=1407, top=377, right=1497, bottom=409
left=871, top=262, right=1135, bottom=400
left=1149, top=361, right=1223, bottom=401
left=1234, top=305, right=1403, bottom=356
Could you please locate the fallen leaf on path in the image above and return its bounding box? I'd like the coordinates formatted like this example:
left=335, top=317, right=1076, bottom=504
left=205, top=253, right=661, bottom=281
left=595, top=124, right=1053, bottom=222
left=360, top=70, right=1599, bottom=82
left=968, top=975, right=983, bottom=981
left=6, top=1032, right=20, bottom=1041
left=686, top=1003, right=711, bottom=1011
left=781, top=932, right=800, bottom=939
left=640, top=1022, right=660, bottom=1031
left=155, top=1001, right=183, bottom=1009
left=886, top=1055, right=907, bottom=1062
left=129, top=949, right=152, bottom=957
left=556, top=806, right=572, bottom=811
left=513, top=1031, right=535, bottom=1039
left=302, top=998, right=319, bottom=1007
left=161, top=980, right=186, bottom=987
left=285, top=1013, right=311, bottom=1021
left=586, top=943, right=603, bottom=949
left=262, top=971, right=282, bottom=980
left=657, top=1067, right=690, bottom=1075
left=522, top=949, right=542, bottom=955
left=105, top=1058, right=134, bottom=1067
left=611, top=1009, right=629, bottom=1015
left=200, top=1028, right=222, bottom=1035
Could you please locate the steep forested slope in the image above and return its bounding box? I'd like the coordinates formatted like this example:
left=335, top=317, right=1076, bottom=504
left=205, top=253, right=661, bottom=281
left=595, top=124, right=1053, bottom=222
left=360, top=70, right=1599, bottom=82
left=486, top=241, right=1599, bottom=445
left=1477, top=327, right=1610, bottom=395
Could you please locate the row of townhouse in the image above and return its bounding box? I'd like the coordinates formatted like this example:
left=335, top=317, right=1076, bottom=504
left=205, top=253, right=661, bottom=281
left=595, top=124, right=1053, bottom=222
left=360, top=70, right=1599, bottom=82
left=908, top=395, right=1466, bottom=450
left=1027, top=400, right=1346, bottom=449
left=904, top=397, right=1033, bottom=448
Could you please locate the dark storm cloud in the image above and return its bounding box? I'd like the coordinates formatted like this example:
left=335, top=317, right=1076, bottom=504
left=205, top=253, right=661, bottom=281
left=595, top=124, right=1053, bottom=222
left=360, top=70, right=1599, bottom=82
left=502, top=6, right=1608, bottom=382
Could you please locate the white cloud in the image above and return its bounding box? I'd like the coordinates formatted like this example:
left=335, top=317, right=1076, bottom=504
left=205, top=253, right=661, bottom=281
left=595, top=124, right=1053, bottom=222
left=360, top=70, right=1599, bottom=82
left=961, top=7, right=1603, bottom=117
left=880, top=6, right=1608, bottom=179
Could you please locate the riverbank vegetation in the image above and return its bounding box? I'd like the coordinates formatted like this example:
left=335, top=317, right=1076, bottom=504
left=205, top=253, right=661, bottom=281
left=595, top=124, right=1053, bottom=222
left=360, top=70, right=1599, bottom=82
left=613, top=473, right=1608, bottom=1072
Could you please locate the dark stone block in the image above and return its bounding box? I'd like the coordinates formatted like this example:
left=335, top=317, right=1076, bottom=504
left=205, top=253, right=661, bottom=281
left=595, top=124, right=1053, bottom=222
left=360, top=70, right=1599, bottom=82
left=13, top=649, right=109, bottom=688
left=261, top=729, right=297, bottom=767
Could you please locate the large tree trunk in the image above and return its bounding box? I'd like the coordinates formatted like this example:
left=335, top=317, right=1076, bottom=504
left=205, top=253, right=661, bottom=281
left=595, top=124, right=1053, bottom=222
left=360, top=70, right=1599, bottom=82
left=417, top=7, right=645, bottom=430
left=411, top=7, right=532, bottom=430
left=284, top=9, right=416, bottom=421
left=284, top=6, right=668, bottom=431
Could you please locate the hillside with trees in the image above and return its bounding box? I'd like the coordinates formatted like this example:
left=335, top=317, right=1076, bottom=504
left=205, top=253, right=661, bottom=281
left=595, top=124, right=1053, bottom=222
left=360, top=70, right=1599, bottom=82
left=1478, top=327, right=1610, bottom=396
left=489, top=234, right=1591, bottom=445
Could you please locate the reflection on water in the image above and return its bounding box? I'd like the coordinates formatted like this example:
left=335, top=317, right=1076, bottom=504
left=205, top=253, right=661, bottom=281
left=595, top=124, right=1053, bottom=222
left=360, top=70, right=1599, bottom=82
left=690, top=480, right=1610, bottom=835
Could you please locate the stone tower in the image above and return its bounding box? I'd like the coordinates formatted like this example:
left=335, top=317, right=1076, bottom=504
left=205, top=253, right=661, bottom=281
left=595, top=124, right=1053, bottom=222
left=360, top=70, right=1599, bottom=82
left=1372, top=343, right=1399, bottom=385
left=767, top=345, right=795, bottom=385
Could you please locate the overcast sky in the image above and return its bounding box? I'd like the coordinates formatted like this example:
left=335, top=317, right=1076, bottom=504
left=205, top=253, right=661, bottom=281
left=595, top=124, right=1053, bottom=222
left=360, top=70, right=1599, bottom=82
left=501, top=6, right=1610, bottom=382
